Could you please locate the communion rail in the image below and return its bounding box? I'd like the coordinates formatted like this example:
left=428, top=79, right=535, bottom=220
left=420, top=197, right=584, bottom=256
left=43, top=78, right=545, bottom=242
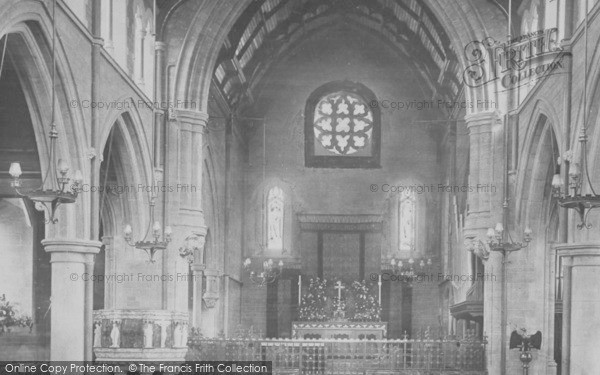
left=187, top=337, right=487, bottom=375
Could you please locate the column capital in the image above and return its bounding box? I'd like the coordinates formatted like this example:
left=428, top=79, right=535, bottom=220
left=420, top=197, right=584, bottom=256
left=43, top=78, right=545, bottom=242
left=191, top=264, right=206, bottom=273
left=155, top=41, right=167, bottom=51
left=203, top=268, right=222, bottom=277
left=173, top=109, right=209, bottom=128
left=42, top=238, right=102, bottom=263
left=464, top=212, right=493, bottom=231
left=464, top=110, right=503, bottom=130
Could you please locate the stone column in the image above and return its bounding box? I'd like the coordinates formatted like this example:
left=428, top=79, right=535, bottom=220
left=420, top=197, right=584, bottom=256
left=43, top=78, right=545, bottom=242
left=101, top=0, right=114, bottom=53
left=557, top=243, right=600, bottom=374
left=165, top=109, right=208, bottom=315
left=154, top=41, right=166, bottom=170
left=134, top=14, right=145, bottom=87
left=201, top=268, right=221, bottom=337
left=42, top=239, right=102, bottom=361
left=190, top=264, right=205, bottom=328
left=463, top=111, right=505, bottom=374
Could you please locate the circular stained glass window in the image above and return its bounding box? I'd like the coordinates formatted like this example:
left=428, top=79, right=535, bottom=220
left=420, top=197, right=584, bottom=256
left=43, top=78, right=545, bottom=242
left=313, top=91, right=373, bottom=155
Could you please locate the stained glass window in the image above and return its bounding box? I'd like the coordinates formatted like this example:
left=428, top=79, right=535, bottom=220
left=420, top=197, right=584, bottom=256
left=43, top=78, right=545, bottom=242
left=267, top=186, right=284, bottom=251
left=313, top=92, right=374, bottom=155
left=305, top=81, right=380, bottom=168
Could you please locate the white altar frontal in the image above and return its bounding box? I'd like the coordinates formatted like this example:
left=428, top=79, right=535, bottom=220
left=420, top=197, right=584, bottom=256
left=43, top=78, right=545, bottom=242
left=292, top=321, right=387, bottom=339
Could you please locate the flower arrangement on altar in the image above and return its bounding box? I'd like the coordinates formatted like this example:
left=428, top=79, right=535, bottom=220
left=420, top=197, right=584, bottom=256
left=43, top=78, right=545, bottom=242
left=298, top=278, right=381, bottom=322
left=347, top=281, right=381, bottom=322
left=298, top=278, right=329, bottom=321
left=0, top=294, right=33, bottom=334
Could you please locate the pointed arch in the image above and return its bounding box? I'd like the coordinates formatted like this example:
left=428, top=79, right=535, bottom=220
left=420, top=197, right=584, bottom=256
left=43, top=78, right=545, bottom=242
left=97, top=109, right=154, bottom=237
left=163, top=0, right=508, bottom=117
left=515, top=98, right=563, bottom=225
left=202, top=145, right=221, bottom=267
left=0, top=1, right=90, bottom=237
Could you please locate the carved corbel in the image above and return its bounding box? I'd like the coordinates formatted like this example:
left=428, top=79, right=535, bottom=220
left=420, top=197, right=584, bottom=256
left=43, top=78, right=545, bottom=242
left=203, top=269, right=220, bottom=308
left=179, top=231, right=206, bottom=265
left=464, top=235, right=490, bottom=260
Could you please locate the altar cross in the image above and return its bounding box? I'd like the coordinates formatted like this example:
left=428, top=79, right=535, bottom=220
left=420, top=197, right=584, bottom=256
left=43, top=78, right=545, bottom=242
left=334, top=281, right=345, bottom=301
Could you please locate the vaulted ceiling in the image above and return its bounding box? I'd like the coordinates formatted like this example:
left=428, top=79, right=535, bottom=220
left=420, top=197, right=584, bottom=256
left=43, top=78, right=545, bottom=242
left=212, top=0, right=463, bottom=111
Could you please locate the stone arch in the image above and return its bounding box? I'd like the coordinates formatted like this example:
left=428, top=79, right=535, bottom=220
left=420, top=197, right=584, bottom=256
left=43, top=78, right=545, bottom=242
left=0, top=1, right=90, bottom=237
left=582, top=36, right=600, bottom=173
left=575, top=46, right=600, bottom=235
left=97, top=107, right=154, bottom=237
left=162, top=1, right=508, bottom=118
left=417, top=1, right=508, bottom=111
left=513, top=103, right=563, bottom=372
left=202, top=145, right=221, bottom=268
left=515, top=104, right=561, bottom=228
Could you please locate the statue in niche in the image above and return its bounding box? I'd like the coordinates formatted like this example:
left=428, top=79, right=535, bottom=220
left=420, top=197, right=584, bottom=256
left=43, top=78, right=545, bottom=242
left=267, top=186, right=284, bottom=250
left=93, top=321, right=102, bottom=348
left=158, top=321, right=169, bottom=348
left=181, top=323, right=188, bottom=347
left=143, top=321, right=154, bottom=348
left=109, top=321, right=120, bottom=348
left=173, top=322, right=183, bottom=348
left=399, top=190, right=416, bottom=252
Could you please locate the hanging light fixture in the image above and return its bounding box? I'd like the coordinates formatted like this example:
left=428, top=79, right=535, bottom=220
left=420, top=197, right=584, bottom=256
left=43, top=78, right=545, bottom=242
left=8, top=0, right=82, bottom=223
left=551, top=0, right=600, bottom=230
left=388, top=256, right=432, bottom=282
left=486, top=223, right=532, bottom=254
left=123, top=195, right=172, bottom=262
left=243, top=258, right=283, bottom=287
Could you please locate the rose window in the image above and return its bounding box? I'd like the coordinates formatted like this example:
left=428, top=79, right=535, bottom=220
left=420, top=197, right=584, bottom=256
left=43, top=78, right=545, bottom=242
left=313, top=91, right=373, bottom=155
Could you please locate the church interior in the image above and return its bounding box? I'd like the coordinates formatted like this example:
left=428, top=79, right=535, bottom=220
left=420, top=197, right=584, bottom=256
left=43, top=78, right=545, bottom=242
left=1, top=0, right=600, bottom=374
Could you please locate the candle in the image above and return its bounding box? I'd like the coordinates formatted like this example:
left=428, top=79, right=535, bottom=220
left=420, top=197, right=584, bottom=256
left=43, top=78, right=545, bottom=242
left=298, top=275, right=302, bottom=305
left=378, top=274, right=382, bottom=305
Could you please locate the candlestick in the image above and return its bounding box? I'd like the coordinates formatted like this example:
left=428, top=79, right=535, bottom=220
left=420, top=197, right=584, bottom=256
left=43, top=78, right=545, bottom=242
left=378, top=274, right=382, bottom=305
left=298, top=275, right=302, bottom=305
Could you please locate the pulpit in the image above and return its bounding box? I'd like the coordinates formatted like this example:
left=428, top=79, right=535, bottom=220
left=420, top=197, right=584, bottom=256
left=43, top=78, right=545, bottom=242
left=292, top=321, right=387, bottom=339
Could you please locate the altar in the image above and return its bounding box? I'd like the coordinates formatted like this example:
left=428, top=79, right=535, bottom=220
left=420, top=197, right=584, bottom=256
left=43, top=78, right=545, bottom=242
left=292, top=321, right=387, bottom=339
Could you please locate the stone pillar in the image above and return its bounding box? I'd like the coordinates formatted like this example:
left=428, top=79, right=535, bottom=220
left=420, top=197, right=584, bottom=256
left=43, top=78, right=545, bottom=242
left=134, top=14, right=145, bottom=87
left=101, top=0, right=114, bottom=53
left=463, top=111, right=505, bottom=374
left=166, top=109, right=208, bottom=315
left=42, top=239, right=102, bottom=361
left=102, top=236, right=116, bottom=309
left=154, top=41, right=166, bottom=170
left=190, top=264, right=205, bottom=328
left=557, top=243, right=600, bottom=374
left=463, top=111, right=502, bottom=217
left=201, top=268, right=221, bottom=337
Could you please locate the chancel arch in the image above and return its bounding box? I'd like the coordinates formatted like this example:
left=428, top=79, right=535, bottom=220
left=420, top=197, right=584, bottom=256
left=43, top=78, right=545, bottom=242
left=163, top=0, right=508, bottom=123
